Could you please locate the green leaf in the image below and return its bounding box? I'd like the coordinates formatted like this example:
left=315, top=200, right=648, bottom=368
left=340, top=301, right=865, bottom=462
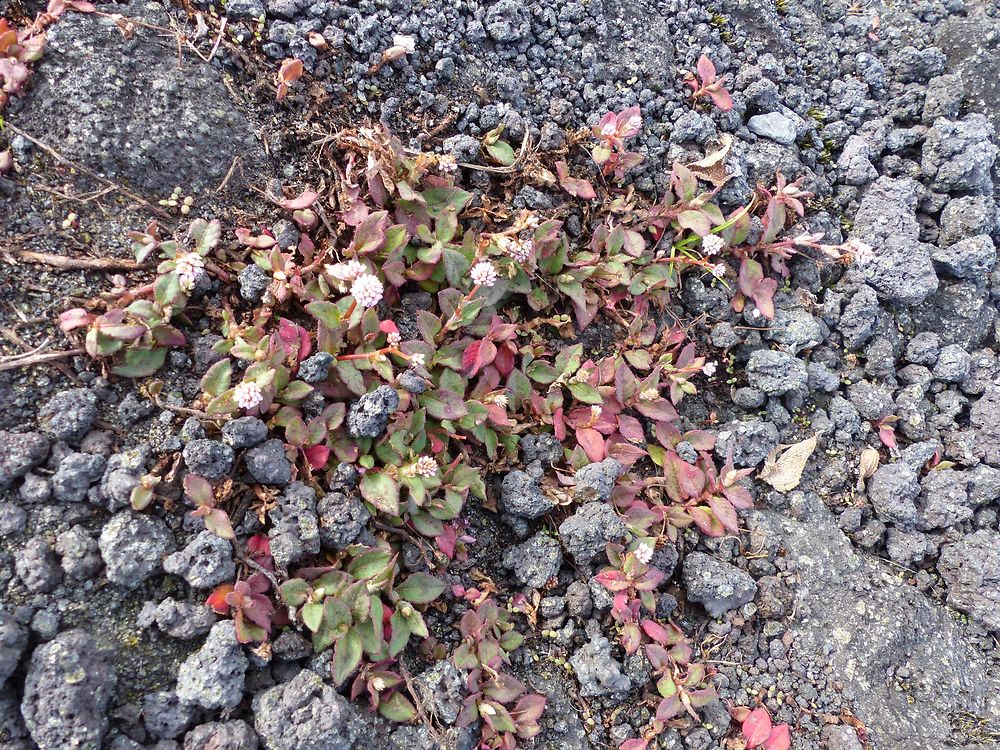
left=442, top=246, right=471, bottom=288
left=200, top=359, right=232, bottom=397
left=377, top=692, right=417, bottom=723
left=486, top=140, right=516, bottom=166
left=307, top=301, right=342, bottom=328
left=112, top=347, right=167, bottom=377
left=526, top=361, right=559, bottom=385
left=183, top=474, right=214, bottom=506
left=332, top=629, right=362, bottom=685
left=154, top=273, right=182, bottom=307
left=554, top=344, right=583, bottom=377
left=396, top=572, right=445, bottom=604
left=301, top=601, right=324, bottom=632
left=567, top=381, right=603, bottom=404
left=421, top=390, right=469, bottom=420
left=280, top=579, right=312, bottom=607
left=206, top=390, right=238, bottom=415
left=360, top=472, right=400, bottom=517
left=278, top=380, right=313, bottom=403
left=388, top=608, right=411, bottom=657
left=348, top=548, right=393, bottom=580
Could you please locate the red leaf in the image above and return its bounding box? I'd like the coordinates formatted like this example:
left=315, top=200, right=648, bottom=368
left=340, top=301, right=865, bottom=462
left=764, top=724, right=791, bottom=750
left=576, top=428, right=607, bottom=462
left=616, top=414, right=645, bottom=442
left=462, top=339, right=497, bottom=377
left=696, top=54, right=717, bottom=84
left=619, top=740, right=649, bottom=750
left=493, top=344, right=515, bottom=378
left=640, top=618, right=670, bottom=644
left=708, top=495, right=740, bottom=534
left=206, top=583, right=234, bottom=614
left=742, top=708, right=773, bottom=749
left=593, top=570, right=630, bottom=592
left=302, top=444, right=330, bottom=470
left=709, top=87, right=734, bottom=112
left=278, top=189, right=318, bottom=211
left=555, top=161, right=597, bottom=199
left=878, top=423, right=897, bottom=449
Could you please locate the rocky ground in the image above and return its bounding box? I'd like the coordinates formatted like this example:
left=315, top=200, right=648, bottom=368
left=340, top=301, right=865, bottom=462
left=2, top=0, right=1000, bottom=749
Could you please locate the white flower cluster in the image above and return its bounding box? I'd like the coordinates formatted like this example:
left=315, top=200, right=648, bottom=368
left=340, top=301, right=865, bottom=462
left=711, top=262, right=726, bottom=279
left=414, top=456, right=437, bottom=477
left=633, top=543, right=654, bottom=565
left=175, top=252, right=205, bottom=291
left=701, top=234, right=726, bottom=256
left=470, top=261, right=498, bottom=288
left=702, top=361, right=717, bottom=377
left=325, top=259, right=366, bottom=285
left=409, top=352, right=426, bottom=368
left=234, top=381, right=263, bottom=410
left=497, top=235, right=532, bottom=264
left=351, top=273, right=384, bottom=308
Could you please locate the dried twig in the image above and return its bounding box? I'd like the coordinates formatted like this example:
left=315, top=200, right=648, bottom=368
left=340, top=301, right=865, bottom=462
left=0, top=347, right=85, bottom=371
left=8, top=249, right=150, bottom=272
left=3, top=124, right=171, bottom=219
left=215, top=155, right=241, bottom=193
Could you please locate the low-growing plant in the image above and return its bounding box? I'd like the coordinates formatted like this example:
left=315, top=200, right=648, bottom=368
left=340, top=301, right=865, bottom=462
left=733, top=706, right=791, bottom=750
left=60, top=219, right=222, bottom=376
left=453, top=599, right=546, bottom=749
left=0, top=0, right=94, bottom=109
left=684, top=54, right=734, bottom=111
left=55, top=105, right=871, bottom=746
left=277, top=545, right=444, bottom=684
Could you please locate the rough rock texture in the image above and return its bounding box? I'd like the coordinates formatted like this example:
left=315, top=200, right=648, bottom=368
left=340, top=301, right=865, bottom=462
left=244, top=438, right=293, bottom=486
left=183, top=720, right=259, bottom=750
left=269, top=481, right=320, bottom=569
left=0, top=610, right=27, bottom=689
left=572, top=458, right=624, bottom=503
left=682, top=552, right=757, bottom=618
left=175, top=622, right=248, bottom=710
left=317, top=491, right=370, bottom=549
left=9, top=0, right=264, bottom=193
left=346, top=385, right=400, bottom=439
left=938, top=530, right=1000, bottom=632
left=0, top=431, right=49, bottom=490
left=221, top=417, right=268, bottom=449
left=20, top=630, right=117, bottom=750
left=98, top=511, right=175, bottom=587
left=499, top=469, right=554, bottom=518
left=558, top=502, right=627, bottom=563
left=163, top=530, right=236, bottom=589
left=502, top=533, right=563, bottom=588
left=852, top=177, right=938, bottom=305
left=569, top=635, right=632, bottom=697
left=183, top=439, right=235, bottom=482
left=252, top=669, right=362, bottom=749
left=36, top=388, right=98, bottom=445
left=777, top=494, right=1000, bottom=749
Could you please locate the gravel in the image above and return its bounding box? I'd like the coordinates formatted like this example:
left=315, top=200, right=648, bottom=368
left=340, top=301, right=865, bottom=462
left=499, top=469, right=554, bottom=519
left=221, top=416, right=268, bottom=449
left=182, top=439, right=235, bottom=481
left=0, top=431, right=49, bottom=491
left=569, top=635, right=632, bottom=697
left=558, top=502, right=627, bottom=564
left=572, top=458, right=624, bottom=503
left=502, top=532, right=563, bottom=588
left=346, top=385, right=399, bottom=439
left=175, top=622, right=248, bottom=710
left=98, top=511, right=175, bottom=588
left=244, top=438, right=293, bottom=486
left=163, top=530, right=236, bottom=589
left=268, top=481, right=320, bottom=569
left=36, top=388, right=98, bottom=444
left=682, top=552, right=758, bottom=618
left=252, top=669, right=362, bottom=749
left=20, top=630, right=117, bottom=750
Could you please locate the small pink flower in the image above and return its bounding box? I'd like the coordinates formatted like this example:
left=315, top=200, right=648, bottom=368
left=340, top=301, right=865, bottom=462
left=351, top=273, right=384, bottom=308
left=633, top=543, right=654, bottom=565
left=234, top=381, right=263, bottom=410
left=415, top=456, right=437, bottom=477
left=470, top=261, right=498, bottom=288
left=175, top=252, right=205, bottom=290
